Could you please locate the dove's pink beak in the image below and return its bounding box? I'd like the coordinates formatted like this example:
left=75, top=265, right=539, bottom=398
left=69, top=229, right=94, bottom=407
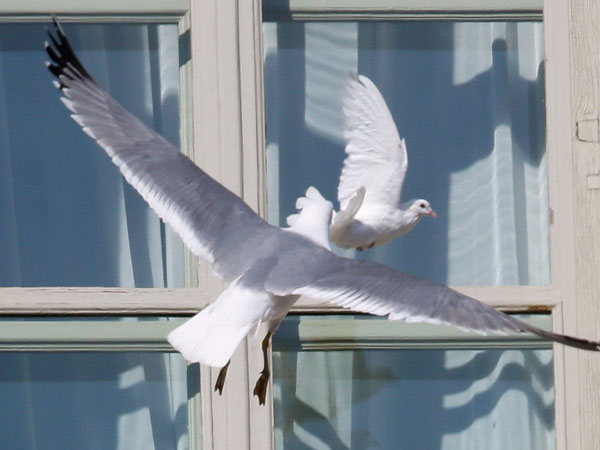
left=429, top=210, right=437, bottom=218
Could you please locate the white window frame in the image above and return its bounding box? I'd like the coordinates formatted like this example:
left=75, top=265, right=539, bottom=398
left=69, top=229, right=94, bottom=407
left=0, top=0, right=598, bottom=449
left=197, top=0, right=590, bottom=449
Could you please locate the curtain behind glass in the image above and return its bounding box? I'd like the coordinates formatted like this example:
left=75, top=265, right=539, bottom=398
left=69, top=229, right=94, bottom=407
left=0, top=351, right=191, bottom=450
left=264, top=21, right=549, bottom=286
left=273, top=317, right=555, bottom=450
left=0, top=23, right=184, bottom=287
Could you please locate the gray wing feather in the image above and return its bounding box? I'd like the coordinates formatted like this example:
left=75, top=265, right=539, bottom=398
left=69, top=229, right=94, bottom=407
left=281, top=255, right=518, bottom=334
left=46, top=20, right=274, bottom=281
left=268, top=252, right=600, bottom=351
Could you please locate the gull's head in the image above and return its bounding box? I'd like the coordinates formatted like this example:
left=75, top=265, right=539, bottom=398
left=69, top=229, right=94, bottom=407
left=408, top=199, right=437, bottom=218
left=286, top=186, right=333, bottom=249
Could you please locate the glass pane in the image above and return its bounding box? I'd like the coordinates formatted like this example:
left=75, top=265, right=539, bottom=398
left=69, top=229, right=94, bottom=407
left=273, top=317, right=555, bottom=450
left=0, top=352, right=196, bottom=450
left=0, top=23, right=184, bottom=287
left=263, top=20, right=549, bottom=286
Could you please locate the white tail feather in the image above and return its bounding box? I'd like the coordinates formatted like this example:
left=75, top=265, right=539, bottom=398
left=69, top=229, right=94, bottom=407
left=286, top=186, right=330, bottom=228
left=167, top=284, right=263, bottom=367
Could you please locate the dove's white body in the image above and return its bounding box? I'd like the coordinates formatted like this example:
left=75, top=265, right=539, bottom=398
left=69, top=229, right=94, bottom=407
left=331, top=201, right=425, bottom=250
left=329, top=74, right=435, bottom=250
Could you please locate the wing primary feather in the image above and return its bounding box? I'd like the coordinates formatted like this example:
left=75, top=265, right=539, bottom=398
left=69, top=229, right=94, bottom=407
left=45, top=18, right=279, bottom=282
left=288, top=256, right=600, bottom=351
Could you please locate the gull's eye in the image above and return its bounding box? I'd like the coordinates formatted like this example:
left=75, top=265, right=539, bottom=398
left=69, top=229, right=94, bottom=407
left=420, top=203, right=426, bottom=208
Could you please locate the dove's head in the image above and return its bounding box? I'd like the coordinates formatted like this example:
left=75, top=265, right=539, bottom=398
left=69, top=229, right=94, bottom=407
left=407, top=199, right=437, bottom=218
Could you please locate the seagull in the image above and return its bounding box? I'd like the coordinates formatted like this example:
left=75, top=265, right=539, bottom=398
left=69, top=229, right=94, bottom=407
left=45, top=19, right=600, bottom=406
left=328, top=74, right=436, bottom=251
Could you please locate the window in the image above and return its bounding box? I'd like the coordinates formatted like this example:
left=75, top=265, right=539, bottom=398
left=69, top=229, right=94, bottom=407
left=0, top=318, right=199, bottom=449
left=259, top=1, right=582, bottom=450
left=0, top=0, right=597, bottom=449
left=273, top=316, right=554, bottom=449
left=263, top=19, right=548, bottom=286
left=0, top=21, right=184, bottom=288
left=0, top=3, right=206, bottom=449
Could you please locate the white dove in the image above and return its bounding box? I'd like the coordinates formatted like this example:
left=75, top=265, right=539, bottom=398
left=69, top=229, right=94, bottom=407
left=329, top=74, right=436, bottom=251
left=45, top=20, right=600, bottom=407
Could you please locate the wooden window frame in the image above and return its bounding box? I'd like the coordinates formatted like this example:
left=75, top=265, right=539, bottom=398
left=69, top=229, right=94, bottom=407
left=0, top=0, right=598, bottom=449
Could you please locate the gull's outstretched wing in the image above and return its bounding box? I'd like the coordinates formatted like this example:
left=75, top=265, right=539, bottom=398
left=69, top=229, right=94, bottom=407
left=338, top=74, right=408, bottom=210
left=266, top=251, right=600, bottom=351
left=45, top=19, right=275, bottom=281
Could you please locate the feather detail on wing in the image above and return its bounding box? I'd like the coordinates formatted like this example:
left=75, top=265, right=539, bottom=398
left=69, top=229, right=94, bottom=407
left=338, top=74, right=408, bottom=209
left=277, top=255, right=600, bottom=351
left=331, top=186, right=365, bottom=229
left=45, top=18, right=274, bottom=281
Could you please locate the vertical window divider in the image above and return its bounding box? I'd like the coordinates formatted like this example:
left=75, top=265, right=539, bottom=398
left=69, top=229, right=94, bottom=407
left=543, top=0, right=578, bottom=448
left=189, top=0, right=273, bottom=448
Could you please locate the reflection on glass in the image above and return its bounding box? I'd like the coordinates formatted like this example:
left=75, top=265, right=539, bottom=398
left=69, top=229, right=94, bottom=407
left=263, top=21, right=549, bottom=286
left=0, top=23, right=184, bottom=287
left=0, top=352, right=195, bottom=450
left=273, top=319, right=555, bottom=450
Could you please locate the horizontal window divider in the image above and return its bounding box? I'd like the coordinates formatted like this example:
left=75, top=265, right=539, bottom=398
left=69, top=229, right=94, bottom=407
left=0, top=288, right=210, bottom=315
left=263, top=0, right=542, bottom=21
left=0, top=15, right=185, bottom=23
left=0, top=319, right=187, bottom=351
left=0, top=1, right=188, bottom=17
left=265, top=11, right=543, bottom=22
left=274, top=316, right=553, bottom=351
left=0, top=285, right=560, bottom=315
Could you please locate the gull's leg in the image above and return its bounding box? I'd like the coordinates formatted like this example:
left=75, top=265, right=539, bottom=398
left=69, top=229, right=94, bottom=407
left=214, top=360, right=230, bottom=395
left=253, top=331, right=272, bottom=405
left=367, top=241, right=375, bottom=249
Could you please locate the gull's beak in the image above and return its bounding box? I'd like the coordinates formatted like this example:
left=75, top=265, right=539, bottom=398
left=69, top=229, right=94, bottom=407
left=428, top=209, right=437, bottom=218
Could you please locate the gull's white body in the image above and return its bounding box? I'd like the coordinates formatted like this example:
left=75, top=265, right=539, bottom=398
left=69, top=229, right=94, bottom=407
left=328, top=74, right=435, bottom=250
left=169, top=284, right=299, bottom=368
left=169, top=188, right=332, bottom=368
left=45, top=21, right=600, bottom=404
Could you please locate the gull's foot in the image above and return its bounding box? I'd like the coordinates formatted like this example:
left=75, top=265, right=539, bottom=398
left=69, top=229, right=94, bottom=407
left=214, top=363, right=229, bottom=395
left=368, top=242, right=375, bottom=249
left=357, top=246, right=364, bottom=251
left=253, top=370, right=270, bottom=405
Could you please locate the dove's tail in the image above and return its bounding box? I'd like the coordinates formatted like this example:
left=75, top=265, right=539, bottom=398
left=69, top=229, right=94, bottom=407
left=286, top=186, right=327, bottom=226
left=167, top=283, right=260, bottom=368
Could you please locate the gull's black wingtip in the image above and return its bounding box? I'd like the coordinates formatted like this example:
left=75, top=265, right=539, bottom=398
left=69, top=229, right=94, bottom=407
left=44, top=15, right=93, bottom=90
left=524, top=323, right=600, bottom=352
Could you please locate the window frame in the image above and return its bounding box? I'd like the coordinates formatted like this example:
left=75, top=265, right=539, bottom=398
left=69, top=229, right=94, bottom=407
left=0, top=0, right=595, bottom=449
left=253, top=0, right=580, bottom=449
left=0, top=3, right=212, bottom=449
left=0, top=4, right=204, bottom=312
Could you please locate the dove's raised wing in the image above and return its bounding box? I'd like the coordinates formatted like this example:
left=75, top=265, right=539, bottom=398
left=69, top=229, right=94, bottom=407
left=338, top=74, right=408, bottom=210
left=45, top=19, right=276, bottom=281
